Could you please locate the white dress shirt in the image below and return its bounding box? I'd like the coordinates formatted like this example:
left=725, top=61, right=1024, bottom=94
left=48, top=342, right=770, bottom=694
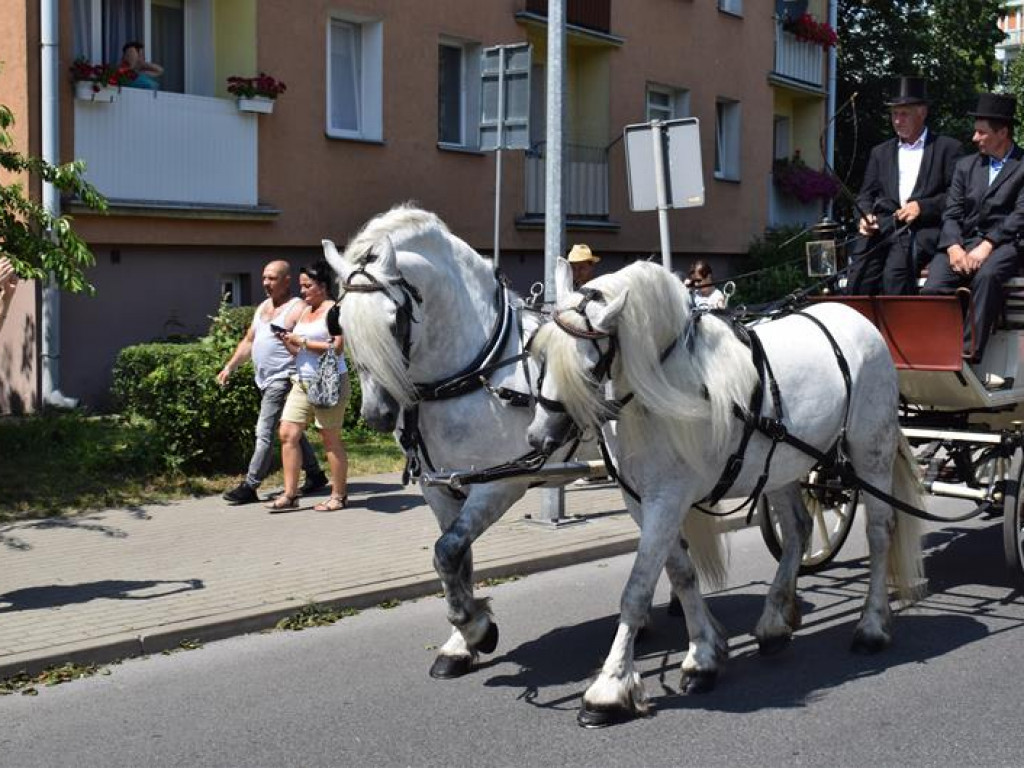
left=897, top=127, right=927, bottom=205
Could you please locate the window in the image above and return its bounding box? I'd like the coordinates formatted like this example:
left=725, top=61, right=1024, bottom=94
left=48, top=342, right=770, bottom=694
left=219, top=274, right=249, bottom=307
left=645, top=84, right=690, bottom=122
left=714, top=98, right=741, bottom=180
left=718, top=0, right=743, bottom=16
left=773, top=115, right=791, bottom=160
left=328, top=15, right=384, bottom=141
left=437, top=40, right=481, bottom=148
left=72, top=0, right=214, bottom=95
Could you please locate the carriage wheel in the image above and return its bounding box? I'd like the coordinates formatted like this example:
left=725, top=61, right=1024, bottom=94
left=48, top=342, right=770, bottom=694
left=1003, top=447, right=1024, bottom=583
left=758, top=474, right=858, bottom=575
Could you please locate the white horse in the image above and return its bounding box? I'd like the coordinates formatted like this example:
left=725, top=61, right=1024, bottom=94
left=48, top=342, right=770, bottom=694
left=322, top=206, right=721, bottom=682
left=527, top=259, right=925, bottom=726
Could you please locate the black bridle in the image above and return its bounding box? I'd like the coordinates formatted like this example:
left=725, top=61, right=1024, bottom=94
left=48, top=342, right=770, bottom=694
left=341, top=264, right=423, bottom=366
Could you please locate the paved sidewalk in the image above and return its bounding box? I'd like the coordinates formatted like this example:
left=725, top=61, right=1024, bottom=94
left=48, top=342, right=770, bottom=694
left=0, top=474, right=639, bottom=677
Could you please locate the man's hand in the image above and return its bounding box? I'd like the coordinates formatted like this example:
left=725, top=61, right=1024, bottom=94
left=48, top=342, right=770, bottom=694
left=965, top=240, right=993, bottom=273
left=895, top=200, right=921, bottom=224
left=216, top=366, right=232, bottom=387
left=858, top=213, right=879, bottom=237
left=0, top=256, right=18, bottom=292
left=947, top=244, right=969, bottom=274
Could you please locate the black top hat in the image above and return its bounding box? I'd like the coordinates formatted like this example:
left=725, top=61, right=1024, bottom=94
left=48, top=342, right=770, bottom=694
left=968, top=92, right=1017, bottom=122
left=885, top=76, right=928, bottom=106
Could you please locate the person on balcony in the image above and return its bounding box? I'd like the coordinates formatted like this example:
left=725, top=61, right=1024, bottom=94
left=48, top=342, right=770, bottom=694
left=847, top=76, right=962, bottom=296
left=922, top=92, right=1024, bottom=385
left=120, top=42, right=163, bottom=90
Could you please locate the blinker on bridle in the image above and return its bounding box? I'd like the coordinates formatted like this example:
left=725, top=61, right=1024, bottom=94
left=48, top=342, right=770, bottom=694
left=340, top=262, right=423, bottom=365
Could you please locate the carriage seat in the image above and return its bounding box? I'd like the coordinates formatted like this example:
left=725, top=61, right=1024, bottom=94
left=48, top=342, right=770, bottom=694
left=1002, top=276, right=1024, bottom=329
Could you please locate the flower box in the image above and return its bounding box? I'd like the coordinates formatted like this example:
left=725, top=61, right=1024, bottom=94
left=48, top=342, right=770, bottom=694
left=74, top=80, right=117, bottom=102
left=236, top=96, right=275, bottom=114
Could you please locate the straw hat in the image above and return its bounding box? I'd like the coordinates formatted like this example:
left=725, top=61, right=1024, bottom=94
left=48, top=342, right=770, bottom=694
left=567, top=244, right=600, bottom=263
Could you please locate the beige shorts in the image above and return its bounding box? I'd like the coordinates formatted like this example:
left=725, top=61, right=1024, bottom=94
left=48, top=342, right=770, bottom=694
left=281, top=375, right=351, bottom=431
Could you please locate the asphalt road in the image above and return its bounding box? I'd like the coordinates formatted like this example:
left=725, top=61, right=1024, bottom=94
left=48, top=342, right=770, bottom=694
left=2, top=502, right=1023, bottom=768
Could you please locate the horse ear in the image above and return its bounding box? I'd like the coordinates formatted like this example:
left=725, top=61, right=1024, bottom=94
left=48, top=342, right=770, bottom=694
left=592, top=289, right=629, bottom=332
left=322, top=239, right=351, bottom=282
left=555, top=257, right=573, bottom=303
left=375, top=236, right=399, bottom=277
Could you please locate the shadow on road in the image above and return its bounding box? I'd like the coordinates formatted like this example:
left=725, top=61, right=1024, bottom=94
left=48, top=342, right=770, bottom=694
left=0, top=578, right=205, bottom=613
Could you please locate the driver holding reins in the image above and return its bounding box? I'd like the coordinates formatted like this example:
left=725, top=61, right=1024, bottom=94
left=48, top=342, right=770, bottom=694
left=847, top=76, right=963, bottom=296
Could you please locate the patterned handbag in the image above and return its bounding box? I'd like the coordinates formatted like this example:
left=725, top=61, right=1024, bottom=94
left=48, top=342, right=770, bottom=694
left=306, top=345, right=342, bottom=408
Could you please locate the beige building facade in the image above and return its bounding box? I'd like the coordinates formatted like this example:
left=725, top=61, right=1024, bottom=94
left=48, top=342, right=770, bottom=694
left=0, top=0, right=829, bottom=411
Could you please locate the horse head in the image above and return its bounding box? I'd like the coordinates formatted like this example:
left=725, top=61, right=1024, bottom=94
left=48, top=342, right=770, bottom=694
left=527, top=261, right=629, bottom=455
left=324, top=235, right=416, bottom=433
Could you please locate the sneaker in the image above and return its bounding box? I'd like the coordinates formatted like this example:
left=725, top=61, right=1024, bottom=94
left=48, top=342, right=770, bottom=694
left=300, top=470, right=329, bottom=494
left=223, top=482, right=260, bottom=505
left=981, top=373, right=1013, bottom=391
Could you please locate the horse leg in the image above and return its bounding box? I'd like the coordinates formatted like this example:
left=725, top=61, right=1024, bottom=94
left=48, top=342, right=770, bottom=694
left=851, top=485, right=896, bottom=653
left=664, top=536, right=728, bottom=693
left=427, top=485, right=521, bottom=679
left=754, top=483, right=811, bottom=654
left=579, top=494, right=681, bottom=727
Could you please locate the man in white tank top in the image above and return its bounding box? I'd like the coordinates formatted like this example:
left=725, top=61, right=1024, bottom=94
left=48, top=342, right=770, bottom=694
left=217, top=260, right=326, bottom=504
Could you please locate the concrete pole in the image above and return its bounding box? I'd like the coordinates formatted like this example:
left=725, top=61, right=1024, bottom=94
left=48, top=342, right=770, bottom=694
left=538, top=0, right=567, bottom=523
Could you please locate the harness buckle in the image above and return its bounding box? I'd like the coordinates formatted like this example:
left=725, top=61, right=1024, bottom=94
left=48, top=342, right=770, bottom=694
left=759, top=417, right=788, bottom=442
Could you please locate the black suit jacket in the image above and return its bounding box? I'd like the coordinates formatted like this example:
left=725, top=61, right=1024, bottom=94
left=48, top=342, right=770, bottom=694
left=856, top=131, right=963, bottom=228
left=939, top=145, right=1024, bottom=251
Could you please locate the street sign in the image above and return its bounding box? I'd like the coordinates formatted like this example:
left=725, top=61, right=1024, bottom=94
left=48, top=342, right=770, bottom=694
left=624, top=118, right=705, bottom=212
left=479, top=43, right=531, bottom=151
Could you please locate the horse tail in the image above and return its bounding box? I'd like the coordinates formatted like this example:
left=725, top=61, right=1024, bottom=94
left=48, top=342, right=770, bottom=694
left=682, top=509, right=729, bottom=592
left=888, top=432, right=927, bottom=606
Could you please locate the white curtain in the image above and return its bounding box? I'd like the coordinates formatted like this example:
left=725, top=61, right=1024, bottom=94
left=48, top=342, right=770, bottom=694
left=103, top=0, right=143, bottom=65
left=330, top=20, right=361, bottom=133
left=72, top=0, right=93, bottom=60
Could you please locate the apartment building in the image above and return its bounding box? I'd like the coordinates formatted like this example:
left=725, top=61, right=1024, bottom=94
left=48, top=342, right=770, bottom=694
left=0, top=0, right=831, bottom=411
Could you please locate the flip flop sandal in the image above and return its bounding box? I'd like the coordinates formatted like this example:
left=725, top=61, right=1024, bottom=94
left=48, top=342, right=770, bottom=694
left=314, top=495, right=348, bottom=512
left=266, top=494, right=300, bottom=513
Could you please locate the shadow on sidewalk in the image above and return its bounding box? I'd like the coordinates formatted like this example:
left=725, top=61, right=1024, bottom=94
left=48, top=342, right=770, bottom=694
left=0, top=578, right=204, bottom=613
left=359, top=493, right=427, bottom=514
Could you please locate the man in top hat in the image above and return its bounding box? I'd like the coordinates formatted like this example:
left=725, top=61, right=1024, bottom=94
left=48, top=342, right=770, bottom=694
left=567, top=243, right=600, bottom=289
left=922, top=92, right=1024, bottom=383
left=847, top=76, right=963, bottom=296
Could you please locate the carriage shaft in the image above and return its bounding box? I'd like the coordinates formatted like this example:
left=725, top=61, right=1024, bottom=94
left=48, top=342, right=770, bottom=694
left=422, top=460, right=607, bottom=490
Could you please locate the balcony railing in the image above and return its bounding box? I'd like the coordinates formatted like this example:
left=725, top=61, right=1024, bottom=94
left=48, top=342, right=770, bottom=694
left=524, top=0, right=611, bottom=34
left=73, top=88, right=258, bottom=207
left=773, top=21, right=824, bottom=88
left=524, top=142, right=609, bottom=219
left=999, top=28, right=1024, bottom=47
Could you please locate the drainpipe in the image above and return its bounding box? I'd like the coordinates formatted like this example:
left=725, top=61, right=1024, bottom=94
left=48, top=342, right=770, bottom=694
left=40, top=0, right=78, bottom=408
left=825, top=0, right=838, bottom=219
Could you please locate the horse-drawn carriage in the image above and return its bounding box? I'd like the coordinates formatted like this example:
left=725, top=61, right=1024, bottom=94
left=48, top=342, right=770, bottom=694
left=759, top=281, right=1024, bottom=585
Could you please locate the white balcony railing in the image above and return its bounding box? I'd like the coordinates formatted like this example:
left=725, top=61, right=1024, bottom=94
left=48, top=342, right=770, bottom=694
left=74, top=88, right=258, bottom=207
left=773, top=21, right=824, bottom=88
left=524, top=143, right=609, bottom=218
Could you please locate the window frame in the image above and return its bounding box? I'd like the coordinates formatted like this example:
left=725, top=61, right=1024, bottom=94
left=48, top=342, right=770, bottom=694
left=714, top=98, right=742, bottom=181
left=718, top=0, right=743, bottom=17
left=437, top=37, right=482, bottom=150
left=645, top=83, right=691, bottom=123
left=326, top=13, right=384, bottom=142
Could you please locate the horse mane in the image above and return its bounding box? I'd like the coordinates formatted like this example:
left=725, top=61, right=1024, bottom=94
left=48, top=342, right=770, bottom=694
left=336, top=203, right=496, bottom=407
left=538, top=261, right=759, bottom=472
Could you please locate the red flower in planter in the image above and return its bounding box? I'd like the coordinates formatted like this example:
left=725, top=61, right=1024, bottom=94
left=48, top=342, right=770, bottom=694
left=226, top=73, right=287, bottom=100
left=784, top=13, right=838, bottom=49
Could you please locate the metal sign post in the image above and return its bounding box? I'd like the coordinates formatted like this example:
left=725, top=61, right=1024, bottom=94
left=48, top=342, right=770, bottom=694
left=624, top=118, right=705, bottom=273
left=480, top=43, right=531, bottom=269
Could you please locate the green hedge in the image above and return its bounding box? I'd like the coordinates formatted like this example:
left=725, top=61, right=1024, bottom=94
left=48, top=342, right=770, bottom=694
left=111, top=302, right=371, bottom=473
left=730, top=226, right=816, bottom=307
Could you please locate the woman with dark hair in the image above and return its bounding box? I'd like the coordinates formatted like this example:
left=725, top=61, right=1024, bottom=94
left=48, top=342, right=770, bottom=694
left=267, top=260, right=351, bottom=511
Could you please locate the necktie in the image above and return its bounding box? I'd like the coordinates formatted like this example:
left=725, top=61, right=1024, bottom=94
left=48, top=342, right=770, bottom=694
left=992, top=158, right=1005, bottom=174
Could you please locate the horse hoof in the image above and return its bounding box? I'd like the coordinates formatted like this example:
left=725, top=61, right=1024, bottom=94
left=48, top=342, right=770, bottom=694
left=474, top=621, right=499, bottom=655
left=429, top=654, right=473, bottom=679
left=679, top=669, right=718, bottom=695
left=666, top=595, right=684, bottom=617
left=850, top=631, right=889, bottom=655
left=576, top=702, right=635, bottom=729
left=757, top=634, right=791, bottom=656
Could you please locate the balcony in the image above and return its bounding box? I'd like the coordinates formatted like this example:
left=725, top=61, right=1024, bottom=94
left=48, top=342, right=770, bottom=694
left=73, top=88, right=260, bottom=209
left=523, top=142, right=609, bottom=221
left=523, top=0, right=611, bottom=34
left=773, top=21, right=824, bottom=89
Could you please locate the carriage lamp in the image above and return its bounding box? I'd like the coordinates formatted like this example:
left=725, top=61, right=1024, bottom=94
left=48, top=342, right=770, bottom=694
left=806, top=217, right=841, bottom=277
